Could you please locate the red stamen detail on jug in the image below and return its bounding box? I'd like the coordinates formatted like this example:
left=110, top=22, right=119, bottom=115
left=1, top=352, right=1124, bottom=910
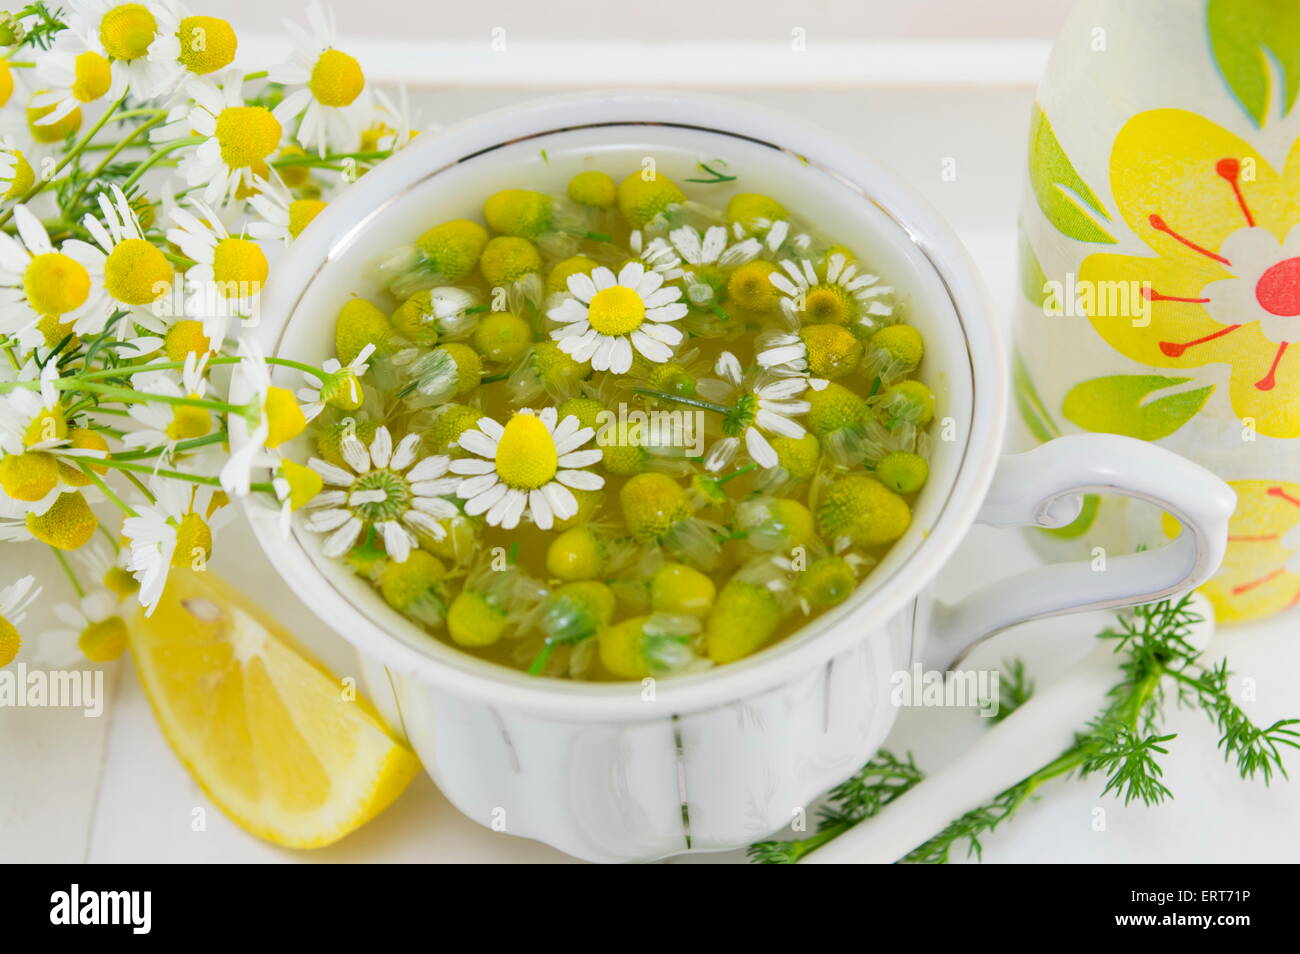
left=1267, top=486, right=1300, bottom=508
left=1142, top=286, right=1211, bottom=304
left=1216, top=158, right=1255, bottom=227
left=1158, top=324, right=1241, bottom=357
left=1231, top=568, right=1284, bottom=595
left=1256, top=342, right=1289, bottom=391
left=1228, top=534, right=1279, bottom=543
left=1148, top=214, right=1232, bottom=265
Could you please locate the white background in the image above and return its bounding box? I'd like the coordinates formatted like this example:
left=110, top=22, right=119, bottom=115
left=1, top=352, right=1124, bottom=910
left=2, top=0, right=1299, bottom=864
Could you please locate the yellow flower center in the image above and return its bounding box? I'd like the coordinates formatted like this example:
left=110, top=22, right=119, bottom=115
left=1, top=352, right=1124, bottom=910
left=176, top=15, right=238, bottom=75
left=214, top=105, right=281, bottom=169
left=804, top=284, right=853, bottom=326
left=308, top=49, right=365, bottom=107
left=275, top=145, right=310, bottom=188
left=164, top=320, right=211, bottom=360
left=104, top=238, right=173, bottom=305
left=288, top=198, right=326, bottom=238
left=79, top=616, right=128, bottom=662
left=103, top=565, right=139, bottom=600
left=359, top=121, right=394, bottom=153
left=37, top=313, right=78, bottom=349
left=100, top=3, right=157, bottom=61
left=263, top=386, right=306, bottom=448
left=0, top=59, right=12, bottom=109
left=71, top=51, right=112, bottom=102
left=171, top=511, right=212, bottom=568
left=167, top=400, right=211, bottom=440
left=26, top=491, right=98, bottom=551
left=586, top=285, right=645, bottom=336
left=0, top=148, right=31, bottom=200
left=0, top=450, right=59, bottom=501
left=0, top=614, right=19, bottom=666
left=494, top=413, right=558, bottom=490
left=212, top=237, right=268, bottom=294
left=27, top=96, right=82, bottom=142
left=24, top=253, right=91, bottom=316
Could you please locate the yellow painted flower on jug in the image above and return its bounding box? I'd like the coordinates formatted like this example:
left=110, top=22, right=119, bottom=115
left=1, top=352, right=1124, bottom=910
left=1079, top=109, right=1300, bottom=438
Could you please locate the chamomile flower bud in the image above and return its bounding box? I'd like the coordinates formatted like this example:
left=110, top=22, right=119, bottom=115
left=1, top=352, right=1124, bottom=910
left=472, top=310, right=532, bottom=364
left=379, top=550, right=449, bottom=627
left=598, top=612, right=701, bottom=679
left=798, top=555, right=860, bottom=612
left=420, top=512, right=478, bottom=565
left=757, top=324, right=861, bottom=380
left=726, top=193, right=787, bottom=234
left=406, top=342, right=481, bottom=403
left=58, top=429, right=110, bottom=487
left=171, top=512, right=213, bottom=569
left=391, top=286, right=481, bottom=346
left=28, top=95, right=81, bottom=143
left=276, top=458, right=323, bottom=511
left=556, top=396, right=604, bottom=431
left=316, top=417, right=377, bottom=468
left=0, top=146, right=33, bottom=200
left=567, top=171, right=617, bottom=208
left=483, top=189, right=553, bottom=240
left=817, top=475, right=911, bottom=547
left=26, top=491, right=97, bottom=550
left=771, top=433, right=820, bottom=482
left=336, top=298, right=398, bottom=365
left=617, top=172, right=685, bottom=229
left=164, top=320, right=212, bottom=361
left=79, top=616, right=128, bottom=662
left=446, top=562, right=545, bottom=648
left=736, top=496, right=818, bottom=553
left=620, top=472, right=690, bottom=541
left=649, top=561, right=715, bottom=618
left=260, top=387, right=307, bottom=449
left=506, top=341, right=591, bottom=405
left=876, top=379, right=935, bottom=428
left=540, top=580, right=616, bottom=646
left=805, top=381, right=869, bottom=465
left=546, top=255, right=599, bottom=296
left=426, top=402, right=484, bottom=454
left=546, top=525, right=607, bottom=581
left=0, top=451, right=59, bottom=501
left=177, top=16, right=238, bottom=75
left=869, top=324, right=924, bottom=373
left=479, top=235, right=542, bottom=286
left=382, top=219, right=489, bottom=298
left=876, top=451, right=928, bottom=495
left=704, top=564, right=790, bottom=664
left=726, top=260, right=781, bottom=313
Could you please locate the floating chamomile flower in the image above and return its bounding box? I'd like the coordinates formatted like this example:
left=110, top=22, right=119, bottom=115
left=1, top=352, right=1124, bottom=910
left=378, top=550, right=449, bottom=627
left=479, top=235, right=544, bottom=312
left=379, top=219, right=489, bottom=298
left=875, top=451, right=929, bottom=495
left=421, top=402, right=485, bottom=456
left=804, top=380, right=870, bottom=465
left=549, top=261, right=687, bottom=374
left=734, top=496, right=818, bottom=554
left=66, top=0, right=182, bottom=99
left=726, top=193, right=811, bottom=257
left=598, top=612, right=703, bottom=680
left=74, top=184, right=175, bottom=331
left=648, top=559, right=716, bottom=618
left=39, top=588, right=128, bottom=665
left=152, top=72, right=283, bottom=206
left=0, top=575, right=40, bottom=667
left=334, top=297, right=398, bottom=365
left=304, top=426, right=460, bottom=563
left=482, top=188, right=606, bottom=258
left=862, top=323, right=924, bottom=388
left=619, top=472, right=721, bottom=570
left=756, top=324, right=861, bottom=380
left=219, top=339, right=308, bottom=497
left=451, top=407, right=603, bottom=531
left=703, top=558, right=794, bottom=663
left=473, top=310, right=533, bottom=365
left=771, top=550, right=871, bottom=615
left=659, top=224, right=761, bottom=316
left=123, top=479, right=217, bottom=614
left=367, top=86, right=420, bottom=154
left=505, top=340, right=591, bottom=405
left=121, top=353, right=212, bottom=460
left=247, top=176, right=327, bottom=244
left=446, top=557, right=546, bottom=648
left=296, top=342, right=374, bottom=421
left=816, top=474, right=911, bottom=549
left=521, top=579, right=617, bottom=677
left=29, top=44, right=114, bottom=128
left=544, top=524, right=630, bottom=582
left=166, top=197, right=269, bottom=342
left=755, top=431, right=822, bottom=496
left=390, top=286, right=481, bottom=347
left=702, top=350, right=812, bottom=472
left=616, top=171, right=686, bottom=231
left=593, top=412, right=693, bottom=478
left=771, top=252, right=894, bottom=338
left=271, top=2, right=369, bottom=156
left=399, top=341, right=481, bottom=406
left=0, top=205, right=113, bottom=345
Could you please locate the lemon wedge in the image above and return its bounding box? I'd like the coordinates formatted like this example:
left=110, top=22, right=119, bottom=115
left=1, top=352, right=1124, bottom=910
left=128, top=568, right=420, bottom=849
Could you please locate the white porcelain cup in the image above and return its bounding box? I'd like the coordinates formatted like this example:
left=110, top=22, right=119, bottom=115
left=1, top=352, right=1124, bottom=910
left=242, top=91, right=1236, bottom=863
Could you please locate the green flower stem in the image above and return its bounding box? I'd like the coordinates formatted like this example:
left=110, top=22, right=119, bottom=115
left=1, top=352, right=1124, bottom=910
left=109, top=431, right=228, bottom=461
left=528, top=640, right=557, bottom=676
left=717, top=463, right=756, bottom=484
left=75, top=461, right=138, bottom=518
left=119, top=136, right=205, bottom=192
left=67, top=112, right=168, bottom=211
left=632, top=387, right=731, bottom=416
left=480, top=372, right=509, bottom=384
left=55, top=379, right=248, bottom=415
left=51, top=546, right=85, bottom=599
left=77, top=355, right=329, bottom=382
left=120, top=468, right=156, bottom=504
left=110, top=107, right=169, bottom=122
left=243, top=70, right=269, bottom=81
left=272, top=150, right=390, bottom=167
left=0, top=91, right=127, bottom=227
left=62, top=452, right=272, bottom=494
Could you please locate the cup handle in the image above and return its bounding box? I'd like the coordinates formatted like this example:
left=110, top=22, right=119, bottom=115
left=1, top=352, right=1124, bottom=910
left=925, top=434, right=1236, bottom=669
